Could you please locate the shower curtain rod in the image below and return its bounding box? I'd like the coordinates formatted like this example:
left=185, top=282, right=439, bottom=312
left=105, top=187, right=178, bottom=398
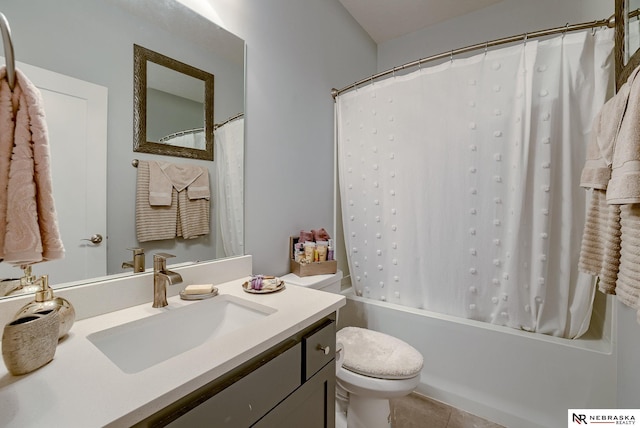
left=214, top=112, right=244, bottom=130
left=331, top=13, right=620, bottom=99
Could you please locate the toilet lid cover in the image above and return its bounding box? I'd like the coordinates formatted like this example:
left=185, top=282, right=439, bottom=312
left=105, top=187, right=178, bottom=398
left=336, top=327, right=423, bottom=380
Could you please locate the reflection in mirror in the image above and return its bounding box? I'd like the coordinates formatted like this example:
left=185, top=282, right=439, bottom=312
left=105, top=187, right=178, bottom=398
left=148, top=63, right=204, bottom=149
left=0, top=0, right=245, bottom=300
left=616, top=0, right=640, bottom=88
left=627, top=0, right=640, bottom=63
left=134, top=44, right=214, bottom=161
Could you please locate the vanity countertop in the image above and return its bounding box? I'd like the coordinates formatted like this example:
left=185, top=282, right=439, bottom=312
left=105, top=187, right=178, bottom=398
left=0, top=275, right=345, bottom=427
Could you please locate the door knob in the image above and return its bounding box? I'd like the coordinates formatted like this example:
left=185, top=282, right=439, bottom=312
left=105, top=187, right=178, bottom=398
left=82, top=234, right=103, bottom=244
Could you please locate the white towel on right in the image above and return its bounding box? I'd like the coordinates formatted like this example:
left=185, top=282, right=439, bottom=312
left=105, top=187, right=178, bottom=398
left=148, top=161, right=210, bottom=206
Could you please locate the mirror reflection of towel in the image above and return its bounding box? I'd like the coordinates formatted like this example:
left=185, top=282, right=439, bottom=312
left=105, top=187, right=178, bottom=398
left=136, top=161, right=177, bottom=242
left=135, top=160, right=210, bottom=242
left=148, top=161, right=210, bottom=206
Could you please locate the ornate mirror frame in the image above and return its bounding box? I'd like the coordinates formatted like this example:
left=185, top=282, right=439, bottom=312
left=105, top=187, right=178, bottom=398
left=133, top=44, right=215, bottom=161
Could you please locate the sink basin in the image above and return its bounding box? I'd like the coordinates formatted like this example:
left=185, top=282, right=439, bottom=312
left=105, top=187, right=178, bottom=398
left=87, top=294, right=276, bottom=374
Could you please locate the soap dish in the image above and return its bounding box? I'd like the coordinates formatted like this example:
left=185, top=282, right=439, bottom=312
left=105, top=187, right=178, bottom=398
left=179, top=287, right=219, bottom=300
left=242, top=278, right=285, bottom=294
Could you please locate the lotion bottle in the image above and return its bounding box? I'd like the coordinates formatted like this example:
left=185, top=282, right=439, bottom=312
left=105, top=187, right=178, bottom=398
left=327, top=239, right=334, bottom=261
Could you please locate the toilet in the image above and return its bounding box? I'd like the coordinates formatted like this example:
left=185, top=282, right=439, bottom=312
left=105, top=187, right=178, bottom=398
left=280, top=271, right=424, bottom=428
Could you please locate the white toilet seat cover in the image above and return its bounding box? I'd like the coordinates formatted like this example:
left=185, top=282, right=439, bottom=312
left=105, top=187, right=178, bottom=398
left=337, top=327, right=424, bottom=380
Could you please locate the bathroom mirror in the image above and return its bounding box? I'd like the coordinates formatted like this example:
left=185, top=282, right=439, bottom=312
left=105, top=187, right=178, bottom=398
left=134, top=44, right=215, bottom=161
left=0, top=0, right=245, bottom=299
left=616, top=0, right=640, bottom=88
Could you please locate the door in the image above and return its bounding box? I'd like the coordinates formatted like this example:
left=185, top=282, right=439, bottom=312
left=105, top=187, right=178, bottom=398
left=0, top=58, right=108, bottom=285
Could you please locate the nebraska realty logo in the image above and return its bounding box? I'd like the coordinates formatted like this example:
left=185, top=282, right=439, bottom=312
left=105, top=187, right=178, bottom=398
left=569, top=409, right=639, bottom=425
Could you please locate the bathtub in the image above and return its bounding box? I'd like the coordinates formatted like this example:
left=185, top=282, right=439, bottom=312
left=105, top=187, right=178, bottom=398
left=336, top=286, right=616, bottom=428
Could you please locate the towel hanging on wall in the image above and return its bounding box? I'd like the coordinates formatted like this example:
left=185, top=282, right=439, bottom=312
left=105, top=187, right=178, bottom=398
left=135, top=160, right=210, bottom=242
left=0, top=67, right=65, bottom=265
left=579, top=64, right=640, bottom=323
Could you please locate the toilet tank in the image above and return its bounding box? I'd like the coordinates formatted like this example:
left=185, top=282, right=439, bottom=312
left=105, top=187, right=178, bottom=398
left=281, top=270, right=343, bottom=293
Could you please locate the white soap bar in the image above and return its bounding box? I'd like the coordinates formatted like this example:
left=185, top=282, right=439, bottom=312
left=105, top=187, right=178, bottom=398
left=183, top=284, right=214, bottom=295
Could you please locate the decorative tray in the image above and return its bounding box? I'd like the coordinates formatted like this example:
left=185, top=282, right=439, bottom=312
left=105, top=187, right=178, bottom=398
left=242, top=276, right=285, bottom=294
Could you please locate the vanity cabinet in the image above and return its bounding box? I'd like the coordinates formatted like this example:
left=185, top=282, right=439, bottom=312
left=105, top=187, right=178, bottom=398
left=138, top=316, right=336, bottom=428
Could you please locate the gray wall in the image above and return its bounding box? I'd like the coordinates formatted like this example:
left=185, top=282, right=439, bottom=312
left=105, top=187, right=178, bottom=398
left=186, top=0, right=377, bottom=275
left=377, top=0, right=613, bottom=71
left=146, top=89, right=204, bottom=142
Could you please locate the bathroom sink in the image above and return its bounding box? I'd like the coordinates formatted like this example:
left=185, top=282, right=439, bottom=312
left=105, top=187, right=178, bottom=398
left=87, top=295, right=276, bottom=374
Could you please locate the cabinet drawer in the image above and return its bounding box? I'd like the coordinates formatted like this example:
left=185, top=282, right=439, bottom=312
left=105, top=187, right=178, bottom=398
left=303, top=320, right=335, bottom=381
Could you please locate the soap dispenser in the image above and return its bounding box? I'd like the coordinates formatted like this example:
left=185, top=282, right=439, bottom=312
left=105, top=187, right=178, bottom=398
left=13, top=274, right=76, bottom=339
left=16, top=265, right=41, bottom=295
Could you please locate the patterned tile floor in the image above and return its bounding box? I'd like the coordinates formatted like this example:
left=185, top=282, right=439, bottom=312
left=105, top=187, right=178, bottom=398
left=390, top=393, right=505, bottom=428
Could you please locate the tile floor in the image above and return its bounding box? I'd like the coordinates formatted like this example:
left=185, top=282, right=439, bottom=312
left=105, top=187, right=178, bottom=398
left=389, top=393, right=505, bottom=428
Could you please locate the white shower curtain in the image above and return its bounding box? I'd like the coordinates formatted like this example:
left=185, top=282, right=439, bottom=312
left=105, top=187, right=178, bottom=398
left=215, top=117, right=244, bottom=257
left=336, top=29, right=614, bottom=338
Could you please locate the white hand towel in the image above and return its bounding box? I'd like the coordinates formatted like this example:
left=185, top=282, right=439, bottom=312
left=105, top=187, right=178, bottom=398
left=187, top=168, right=210, bottom=200
left=148, top=161, right=173, bottom=206
left=160, top=162, right=203, bottom=192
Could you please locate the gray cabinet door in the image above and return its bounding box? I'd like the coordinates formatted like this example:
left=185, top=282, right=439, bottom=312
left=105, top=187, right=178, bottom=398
left=254, top=361, right=336, bottom=428
left=167, top=344, right=301, bottom=427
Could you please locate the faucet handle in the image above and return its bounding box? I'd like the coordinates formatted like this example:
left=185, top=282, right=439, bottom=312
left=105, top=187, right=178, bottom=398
left=153, top=253, right=176, bottom=271
left=127, top=247, right=144, bottom=255
left=153, top=252, right=176, bottom=260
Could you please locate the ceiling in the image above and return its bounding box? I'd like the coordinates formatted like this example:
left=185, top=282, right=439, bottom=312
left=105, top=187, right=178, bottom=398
left=339, top=0, right=503, bottom=44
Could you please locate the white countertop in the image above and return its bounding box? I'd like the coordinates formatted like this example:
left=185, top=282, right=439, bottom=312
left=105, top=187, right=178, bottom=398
left=0, top=274, right=345, bottom=427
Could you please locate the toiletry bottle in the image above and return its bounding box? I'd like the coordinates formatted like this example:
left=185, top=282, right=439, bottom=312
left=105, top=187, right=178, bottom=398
left=303, top=241, right=316, bottom=263
left=316, top=241, right=328, bottom=262
left=294, top=242, right=304, bottom=262
left=327, top=239, right=334, bottom=261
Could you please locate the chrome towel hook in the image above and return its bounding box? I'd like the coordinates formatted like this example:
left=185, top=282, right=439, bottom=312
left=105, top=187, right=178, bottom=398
left=0, top=12, right=15, bottom=91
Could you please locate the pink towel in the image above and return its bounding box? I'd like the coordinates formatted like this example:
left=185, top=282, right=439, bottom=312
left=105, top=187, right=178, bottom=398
left=0, top=67, right=65, bottom=265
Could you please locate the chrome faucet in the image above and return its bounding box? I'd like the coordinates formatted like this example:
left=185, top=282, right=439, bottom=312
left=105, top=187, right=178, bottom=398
left=122, top=247, right=145, bottom=273
left=152, top=253, right=183, bottom=308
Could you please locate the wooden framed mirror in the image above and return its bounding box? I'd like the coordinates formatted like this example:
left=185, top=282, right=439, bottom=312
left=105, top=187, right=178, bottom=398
left=133, top=44, right=215, bottom=161
left=615, top=0, right=640, bottom=89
